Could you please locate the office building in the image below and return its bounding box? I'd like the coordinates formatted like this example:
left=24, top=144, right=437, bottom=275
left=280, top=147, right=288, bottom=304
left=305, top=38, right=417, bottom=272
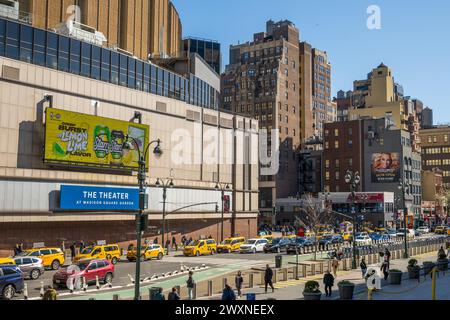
left=183, top=37, right=221, bottom=75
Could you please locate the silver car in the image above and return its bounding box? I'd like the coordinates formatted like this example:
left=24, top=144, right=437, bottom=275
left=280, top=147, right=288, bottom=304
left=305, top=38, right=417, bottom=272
left=14, top=257, right=45, bottom=280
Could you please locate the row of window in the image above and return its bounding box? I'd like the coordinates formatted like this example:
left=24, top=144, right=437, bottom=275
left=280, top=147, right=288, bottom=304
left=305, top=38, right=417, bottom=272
left=426, top=135, right=449, bottom=143
left=0, top=18, right=219, bottom=109
left=422, top=147, right=450, bottom=154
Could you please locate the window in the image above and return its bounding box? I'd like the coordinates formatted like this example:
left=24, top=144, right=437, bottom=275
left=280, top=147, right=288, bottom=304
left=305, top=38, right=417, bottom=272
left=325, top=171, right=330, bottom=181
left=119, top=54, right=127, bottom=86
left=58, top=35, right=69, bottom=72
left=2, top=268, right=18, bottom=276
left=348, top=128, right=353, bottom=135
left=348, top=158, right=353, bottom=167
left=335, top=172, right=340, bottom=181
left=325, top=141, right=329, bottom=149
left=445, top=135, right=449, bottom=143
left=151, top=65, right=157, bottom=94
left=19, top=25, right=33, bottom=63
left=335, top=159, right=340, bottom=168
left=348, top=140, right=353, bottom=147
left=91, top=45, right=101, bottom=80
left=80, top=42, right=91, bottom=77
left=110, top=52, right=119, bottom=84
left=335, top=141, right=339, bottom=149
left=69, top=39, right=81, bottom=74
left=433, top=136, right=437, bottom=143
left=5, top=21, right=19, bottom=59
left=143, top=63, right=150, bottom=92
left=0, top=19, right=5, bottom=56
left=135, top=61, right=143, bottom=90
left=325, top=160, right=330, bottom=169
left=334, top=129, right=339, bottom=137
left=100, top=48, right=110, bottom=82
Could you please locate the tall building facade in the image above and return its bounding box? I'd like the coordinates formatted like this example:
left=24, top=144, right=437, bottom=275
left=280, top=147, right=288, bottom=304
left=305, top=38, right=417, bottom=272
left=183, top=37, right=221, bottom=75
left=0, top=12, right=259, bottom=255
left=221, top=20, right=301, bottom=217
left=17, top=0, right=182, bottom=60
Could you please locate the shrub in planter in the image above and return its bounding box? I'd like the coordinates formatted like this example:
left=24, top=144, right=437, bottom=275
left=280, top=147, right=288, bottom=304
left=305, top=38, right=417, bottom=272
left=407, top=259, right=420, bottom=279
left=338, top=280, right=355, bottom=300
left=422, top=261, right=435, bottom=275
left=389, top=269, right=403, bottom=285
left=302, top=280, right=322, bottom=300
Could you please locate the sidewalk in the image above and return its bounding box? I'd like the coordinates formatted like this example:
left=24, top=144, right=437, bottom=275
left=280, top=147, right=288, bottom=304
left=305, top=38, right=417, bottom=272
left=199, top=251, right=443, bottom=300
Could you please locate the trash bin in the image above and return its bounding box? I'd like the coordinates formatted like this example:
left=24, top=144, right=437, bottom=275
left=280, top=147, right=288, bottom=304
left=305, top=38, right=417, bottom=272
left=246, top=293, right=256, bottom=301
left=275, top=255, right=282, bottom=269
left=149, top=287, right=162, bottom=300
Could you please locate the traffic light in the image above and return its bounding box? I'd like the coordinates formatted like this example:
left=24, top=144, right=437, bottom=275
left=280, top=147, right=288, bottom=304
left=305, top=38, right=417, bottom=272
left=137, top=214, right=149, bottom=232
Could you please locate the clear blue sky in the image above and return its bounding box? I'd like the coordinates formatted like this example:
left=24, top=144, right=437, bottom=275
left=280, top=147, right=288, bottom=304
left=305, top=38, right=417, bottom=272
left=173, top=0, right=450, bottom=124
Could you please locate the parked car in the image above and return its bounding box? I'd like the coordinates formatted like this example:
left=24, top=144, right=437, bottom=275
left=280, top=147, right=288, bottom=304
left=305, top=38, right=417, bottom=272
left=319, top=235, right=344, bottom=249
left=434, top=226, right=448, bottom=235
left=73, top=244, right=121, bottom=265
left=127, top=244, right=164, bottom=262
left=183, top=239, right=217, bottom=257
left=416, top=226, right=430, bottom=234
left=53, top=259, right=114, bottom=288
left=286, top=237, right=315, bottom=254
left=355, top=235, right=372, bottom=245
left=263, top=237, right=292, bottom=253
left=0, top=258, right=15, bottom=265
left=18, top=248, right=65, bottom=270
left=239, top=239, right=268, bottom=254
left=14, top=257, right=45, bottom=280
left=370, top=233, right=391, bottom=242
left=0, top=265, right=24, bottom=300
left=217, top=237, right=246, bottom=253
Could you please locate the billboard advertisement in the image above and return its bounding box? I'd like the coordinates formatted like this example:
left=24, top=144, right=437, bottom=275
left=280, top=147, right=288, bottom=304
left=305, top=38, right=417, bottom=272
left=371, top=152, right=400, bottom=183
left=44, top=108, right=149, bottom=170
left=60, top=185, right=140, bottom=211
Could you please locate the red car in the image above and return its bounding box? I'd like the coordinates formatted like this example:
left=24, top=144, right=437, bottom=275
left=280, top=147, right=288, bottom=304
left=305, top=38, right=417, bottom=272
left=53, top=259, right=114, bottom=288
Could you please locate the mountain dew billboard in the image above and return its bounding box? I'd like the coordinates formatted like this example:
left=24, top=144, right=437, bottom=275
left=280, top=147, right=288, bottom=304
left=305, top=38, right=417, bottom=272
left=44, top=108, right=149, bottom=170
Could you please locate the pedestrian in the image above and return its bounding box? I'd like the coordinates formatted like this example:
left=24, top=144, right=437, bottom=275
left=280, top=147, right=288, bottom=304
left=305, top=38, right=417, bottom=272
left=323, top=270, right=334, bottom=297
left=438, top=246, right=446, bottom=259
left=42, top=285, right=57, bottom=300
left=154, top=237, right=158, bottom=244
left=79, top=240, right=85, bottom=252
left=264, top=264, right=275, bottom=294
left=13, top=244, right=20, bottom=256
left=153, top=287, right=165, bottom=300
left=70, top=242, right=76, bottom=260
left=208, top=235, right=213, bottom=239
left=235, top=271, right=244, bottom=298
left=221, top=284, right=236, bottom=301
left=60, top=241, right=65, bottom=257
left=165, top=239, right=171, bottom=254
left=331, top=258, right=339, bottom=278
left=172, top=236, right=178, bottom=251
left=384, top=248, right=391, bottom=263
left=18, top=243, right=24, bottom=254
left=168, top=287, right=181, bottom=300
left=186, top=271, right=195, bottom=300
left=380, top=261, right=389, bottom=280
left=360, top=258, right=367, bottom=278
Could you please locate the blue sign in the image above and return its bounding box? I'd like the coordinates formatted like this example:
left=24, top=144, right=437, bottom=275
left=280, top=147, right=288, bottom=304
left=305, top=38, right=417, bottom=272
left=60, top=185, right=140, bottom=211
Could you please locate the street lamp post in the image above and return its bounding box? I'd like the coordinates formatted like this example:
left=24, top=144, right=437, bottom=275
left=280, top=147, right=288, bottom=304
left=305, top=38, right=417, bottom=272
left=122, top=136, right=162, bottom=300
left=215, top=183, right=230, bottom=242
left=398, top=181, right=409, bottom=259
left=344, top=170, right=361, bottom=270
left=156, top=177, right=175, bottom=249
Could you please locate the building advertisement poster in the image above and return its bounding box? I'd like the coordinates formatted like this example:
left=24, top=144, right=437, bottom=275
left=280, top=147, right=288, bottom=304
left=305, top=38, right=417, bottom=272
left=371, top=152, right=400, bottom=183
left=44, top=108, right=149, bottom=170
left=60, top=185, right=140, bottom=211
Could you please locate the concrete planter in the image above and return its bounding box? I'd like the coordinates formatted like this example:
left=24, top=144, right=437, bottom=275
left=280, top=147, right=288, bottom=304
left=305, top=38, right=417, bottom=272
left=389, top=271, right=403, bottom=285
left=338, top=284, right=355, bottom=300
left=423, top=262, right=435, bottom=275
left=407, top=266, right=420, bottom=279
left=302, top=292, right=322, bottom=300
left=437, top=259, right=449, bottom=271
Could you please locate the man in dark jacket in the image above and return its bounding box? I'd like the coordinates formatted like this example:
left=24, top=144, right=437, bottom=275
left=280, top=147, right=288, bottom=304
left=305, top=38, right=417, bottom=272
left=380, top=261, right=389, bottom=280
left=323, top=271, right=334, bottom=297
left=70, top=243, right=76, bottom=260
left=168, top=287, right=181, bottom=300
left=221, top=284, right=236, bottom=301
left=264, top=264, right=275, bottom=293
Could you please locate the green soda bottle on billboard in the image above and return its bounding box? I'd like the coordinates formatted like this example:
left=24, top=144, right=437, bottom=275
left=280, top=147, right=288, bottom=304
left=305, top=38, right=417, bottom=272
left=110, top=130, right=125, bottom=165
left=93, top=125, right=111, bottom=160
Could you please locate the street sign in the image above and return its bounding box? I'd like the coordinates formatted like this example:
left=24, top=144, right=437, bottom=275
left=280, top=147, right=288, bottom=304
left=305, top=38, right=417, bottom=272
left=60, top=185, right=140, bottom=211
left=33, top=242, right=45, bottom=248
left=97, top=240, right=106, bottom=245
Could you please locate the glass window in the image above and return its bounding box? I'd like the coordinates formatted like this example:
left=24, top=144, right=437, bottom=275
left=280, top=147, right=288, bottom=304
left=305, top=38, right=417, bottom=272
left=180, top=78, right=185, bottom=101
left=127, top=57, right=135, bottom=88
left=110, top=52, right=119, bottom=84
left=80, top=42, right=91, bottom=77
left=135, top=61, right=143, bottom=90
left=58, top=35, right=69, bottom=72
left=163, top=70, right=169, bottom=97
left=119, top=54, right=127, bottom=86
left=157, top=68, right=164, bottom=96
left=100, top=48, right=110, bottom=82
left=19, top=25, right=33, bottom=63
left=45, top=32, right=58, bottom=69
left=69, top=39, right=81, bottom=74
left=91, top=45, right=101, bottom=80
left=143, top=63, right=150, bottom=92
left=150, top=65, right=157, bottom=94
left=168, top=72, right=174, bottom=98
left=0, top=19, right=5, bottom=56
left=5, top=21, right=20, bottom=59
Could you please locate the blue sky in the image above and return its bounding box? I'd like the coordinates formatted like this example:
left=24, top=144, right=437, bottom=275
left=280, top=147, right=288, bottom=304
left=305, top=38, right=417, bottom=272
left=173, top=0, right=450, bottom=124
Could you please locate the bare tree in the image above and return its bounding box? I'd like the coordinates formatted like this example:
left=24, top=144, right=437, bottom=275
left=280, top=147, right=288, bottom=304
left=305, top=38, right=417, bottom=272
left=293, top=194, right=337, bottom=260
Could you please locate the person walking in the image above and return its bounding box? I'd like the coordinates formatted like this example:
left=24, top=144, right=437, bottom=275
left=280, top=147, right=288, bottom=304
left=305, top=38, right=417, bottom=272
left=42, top=285, right=57, bottom=300
left=168, top=287, right=181, bottom=300
left=264, top=264, right=275, bottom=294
left=186, top=271, right=195, bottom=300
left=13, top=244, right=20, bottom=256
left=323, top=271, right=335, bottom=298
left=60, top=241, right=66, bottom=257
left=172, top=237, right=178, bottom=251
left=380, top=261, right=389, bottom=281
left=79, top=241, right=85, bottom=253
left=154, top=237, right=158, bottom=245
left=235, top=271, right=244, bottom=298
left=331, top=258, right=339, bottom=278
left=221, top=284, right=236, bottom=301
left=70, top=243, right=76, bottom=261
left=153, top=287, right=165, bottom=300
left=165, top=239, right=171, bottom=255
left=384, top=248, right=391, bottom=264
left=360, top=258, right=368, bottom=278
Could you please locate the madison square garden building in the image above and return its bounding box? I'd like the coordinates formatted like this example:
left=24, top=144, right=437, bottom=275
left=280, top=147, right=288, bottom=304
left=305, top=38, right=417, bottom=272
left=0, top=15, right=259, bottom=255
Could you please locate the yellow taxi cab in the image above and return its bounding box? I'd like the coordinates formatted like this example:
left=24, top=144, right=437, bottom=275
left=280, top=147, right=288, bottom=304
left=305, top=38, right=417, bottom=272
left=434, top=226, right=448, bottom=235
left=127, top=244, right=164, bottom=261
left=22, top=247, right=65, bottom=270
left=257, top=235, right=274, bottom=244
left=217, top=237, right=246, bottom=253
left=374, top=227, right=387, bottom=233
left=183, top=239, right=217, bottom=257
left=342, top=232, right=353, bottom=241
left=73, top=244, right=121, bottom=265
left=447, top=228, right=450, bottom=236
left=316, top=231, right=333, bottom=241
left=0, top=257, right=15, bottom=265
